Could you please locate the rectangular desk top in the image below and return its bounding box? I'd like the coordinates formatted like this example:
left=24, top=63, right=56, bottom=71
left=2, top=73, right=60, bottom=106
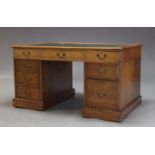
left=13, top=42, right=142, bottom=62
left=13, top=42, right=142, bottom=50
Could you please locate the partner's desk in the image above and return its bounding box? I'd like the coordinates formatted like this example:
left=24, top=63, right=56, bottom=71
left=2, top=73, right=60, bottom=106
left=12, top=42, right=142, bottom=122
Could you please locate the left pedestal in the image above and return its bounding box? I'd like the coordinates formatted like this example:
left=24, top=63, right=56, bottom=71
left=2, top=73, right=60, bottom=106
left=13, top=59, right=75, bottom=110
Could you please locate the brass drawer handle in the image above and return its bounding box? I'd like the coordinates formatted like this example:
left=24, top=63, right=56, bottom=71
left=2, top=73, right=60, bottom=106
left=97, top=92, right=106, bottom=98
left=22, top=50, right=31, bottom=56
left=97, top=67, right=106, bottom=74
left=57, top=51, right=66, bottom=58
left=96, top=52, right=107, bottom=59
left=24, top=88, right=32, bottom=97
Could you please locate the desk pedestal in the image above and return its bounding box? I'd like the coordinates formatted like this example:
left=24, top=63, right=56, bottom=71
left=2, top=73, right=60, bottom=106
left=13, top=60, right=75, bottom=110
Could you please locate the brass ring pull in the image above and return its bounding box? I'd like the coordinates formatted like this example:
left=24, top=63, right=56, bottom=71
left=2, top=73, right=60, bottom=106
left=24, top=89, right=32, bottom=97
left=97, top=67, right=106, bottom=74
left=23, top=50, right=31, bottom=56
left=96, top=52, right=107, bottom=59
left=57, top=51, right=66, bottom=58
left=97, top=93, right=106, bottom=98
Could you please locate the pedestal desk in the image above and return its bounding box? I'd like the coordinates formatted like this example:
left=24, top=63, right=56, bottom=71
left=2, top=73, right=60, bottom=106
left=12, top=42, right=142, bottom=122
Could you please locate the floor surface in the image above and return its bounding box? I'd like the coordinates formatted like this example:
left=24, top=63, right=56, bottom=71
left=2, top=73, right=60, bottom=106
left=0, top=78, right=155, bottom=127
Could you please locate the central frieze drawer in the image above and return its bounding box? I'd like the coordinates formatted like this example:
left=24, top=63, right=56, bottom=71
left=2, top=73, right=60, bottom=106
left=38, top=50, right=85, bottom=61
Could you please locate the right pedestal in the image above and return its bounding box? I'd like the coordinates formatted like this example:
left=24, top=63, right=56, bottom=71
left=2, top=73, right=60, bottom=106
left=82, top=47, right=141, bottom=122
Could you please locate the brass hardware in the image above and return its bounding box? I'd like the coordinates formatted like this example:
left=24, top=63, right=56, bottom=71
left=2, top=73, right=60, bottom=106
left=97, top=67, right=106, bottom=74
left=96, top=52, right=107, bottom=59
left=22, top=50, right=31, bottom=56
left=57, top=51, right=66, bottom=58
left=24, top=88, right=32, bottom=97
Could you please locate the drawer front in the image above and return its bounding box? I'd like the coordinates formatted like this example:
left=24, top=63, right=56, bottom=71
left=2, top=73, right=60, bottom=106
left=85, top=63, right=120, bottom=80
left=15, top=60, right=40, bottom=73
left=85, top=79, right=119, bottom=109
left=14, top=48, right=38, bottom=59
left=15, top=72, right=40, bottom=87
left=86, top=79, right=118, bottom=91
left=86, top=51, right=120, bottom=63
left=16, top=85, right=42, bottom=100
left=39, top=50, right=85, bottom=61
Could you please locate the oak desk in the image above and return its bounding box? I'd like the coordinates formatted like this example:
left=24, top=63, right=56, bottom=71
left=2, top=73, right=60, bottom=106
left=12, top=42, right=142, bottom=122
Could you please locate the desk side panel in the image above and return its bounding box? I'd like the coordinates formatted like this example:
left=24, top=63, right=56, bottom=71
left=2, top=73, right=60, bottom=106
left=119, top=46, right=141, bottom=110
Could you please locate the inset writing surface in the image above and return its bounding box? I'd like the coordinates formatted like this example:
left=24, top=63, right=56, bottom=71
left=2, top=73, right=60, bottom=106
left=13, top=42, right=141, bottom=50
left=30, top=42, right=126, bottom=48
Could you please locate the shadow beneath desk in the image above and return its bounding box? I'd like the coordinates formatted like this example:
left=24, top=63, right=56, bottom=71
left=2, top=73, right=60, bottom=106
left=47, top=93, right=84, bottom=111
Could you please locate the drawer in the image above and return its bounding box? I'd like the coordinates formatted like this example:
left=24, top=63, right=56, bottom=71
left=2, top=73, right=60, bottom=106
left=16, top=85, right=42, bottom=100
left=85, top=63, right=120, bottom=80
left=38, top=50, right=85, bottom=61
left=15, top=60, right=40, bottom=73
left=85, top=79, right=118, bottom=91
left=15, top=72, right=40, bottom=87
left=86, top=51, right=120, bottom=63
left=14, top=48, right=38, bottom=59
left=85, top=79, right=119, bottom=109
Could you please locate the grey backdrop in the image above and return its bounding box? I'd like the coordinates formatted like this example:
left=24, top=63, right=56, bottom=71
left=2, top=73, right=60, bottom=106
left=0, top=27, right=155, bottom=126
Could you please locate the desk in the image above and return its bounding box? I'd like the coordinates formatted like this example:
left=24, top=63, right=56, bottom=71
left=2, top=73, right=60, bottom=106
left=12, top=42, right=142, bottom=122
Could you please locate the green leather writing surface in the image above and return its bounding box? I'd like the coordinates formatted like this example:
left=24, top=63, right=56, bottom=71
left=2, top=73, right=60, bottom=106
left=31, top=42, right=125, bottom=48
